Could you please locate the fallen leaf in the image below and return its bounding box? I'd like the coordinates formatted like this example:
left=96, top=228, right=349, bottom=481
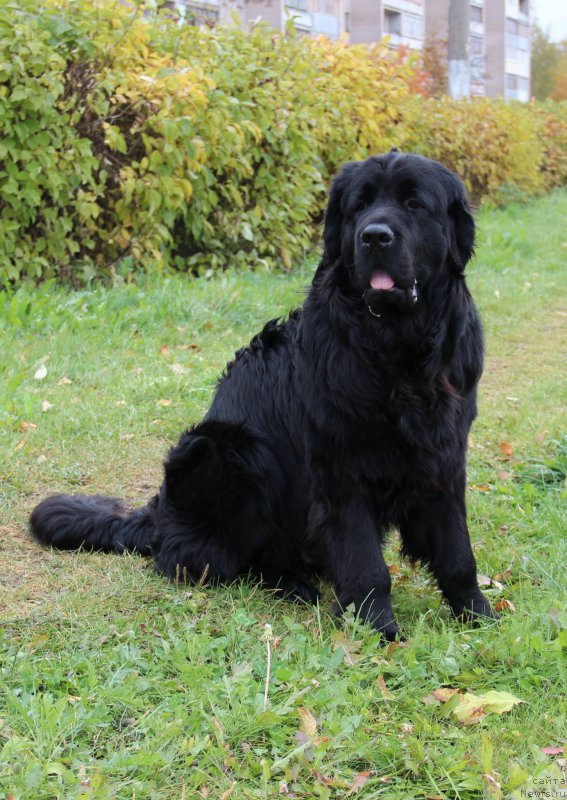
left=497, top=471, right=512, bottom=480
left=432, top=688, right=460, bottom=703
left=454, top=695, right=486, bottom=725
left=387, top=564, right=400, bottom=575
left=384, top=640, right=401, bottom=658
left=377, top=674, right=393, bottom=700
left=483, top=773, right=503, bottom=798
left=19, top=421, right=38, bottom=432
left=495, top=599, right=516, bottom=612
left=58, top=376, right=73, bottom=385
left=298, top=707, right=318, bottom=738
left=471, top=483, right=492, bottom=492
left=220, top=781, right=236, bottom=800
left=347, top=770, right=374, bottom=796
left=177, top=343, right=201, bottom=351
left=312, top=769, right=334, bottom=786
left=160, top=345, right=170, bottom=357
left=156, top=399, right=172, bottom=407
left=542, top=746, right=564, bottom=755
left=478, top=575, right=504, bottom=591
left=493, top=569, right=512, bottom=583
left=41, top=400, right=53, bottom=412
left=499, top=441, right=513, bottom=457
left=454, top=690, right=524, bottom=725
left=34, top=365, right=47, bottom=380
left=424, top=688, right=523, bottom=725
left=14, top=440, right=25, bottom=451
left=332, top=632, right=362, bottom=665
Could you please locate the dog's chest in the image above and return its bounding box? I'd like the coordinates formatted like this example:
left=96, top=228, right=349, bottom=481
left=310, top=370, right=467, bottom=487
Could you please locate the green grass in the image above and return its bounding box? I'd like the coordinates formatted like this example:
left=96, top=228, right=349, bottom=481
left=0, top=191, right=566, bottom=800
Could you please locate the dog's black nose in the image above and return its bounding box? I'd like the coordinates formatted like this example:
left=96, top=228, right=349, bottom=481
left=360, top=224, right=394, bottom=247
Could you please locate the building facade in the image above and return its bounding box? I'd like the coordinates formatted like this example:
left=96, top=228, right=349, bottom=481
left=175, top=0, right=531, bottom=100
left=426, top=0, right=530, bottom=100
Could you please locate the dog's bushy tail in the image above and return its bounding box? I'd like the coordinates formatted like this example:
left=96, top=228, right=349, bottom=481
left=29, top=494, right=156, bottom=556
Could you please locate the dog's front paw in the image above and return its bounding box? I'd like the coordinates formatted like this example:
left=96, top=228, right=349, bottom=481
left=451, top=591, right=500, bottom=624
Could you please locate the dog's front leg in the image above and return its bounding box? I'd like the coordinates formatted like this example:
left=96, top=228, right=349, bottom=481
left=310, top=491, right=400, bottom=641
left=400, top=486, right=497, bottom=623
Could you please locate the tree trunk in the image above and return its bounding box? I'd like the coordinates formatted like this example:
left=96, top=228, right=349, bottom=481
left=448, top=0, right=470, bottom=98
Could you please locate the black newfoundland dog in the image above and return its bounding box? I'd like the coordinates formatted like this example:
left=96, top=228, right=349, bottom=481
left=31, top=151, right=497, bottom=640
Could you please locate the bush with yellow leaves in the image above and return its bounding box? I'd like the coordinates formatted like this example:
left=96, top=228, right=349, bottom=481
left=0, top=0, right=565, bottom=285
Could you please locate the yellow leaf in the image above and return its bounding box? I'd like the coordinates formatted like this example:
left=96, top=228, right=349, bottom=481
left=454, top=691, right=523, bottom=725
left=297, top=707, right=318, bottom=738
left=377, top=675, right=393, bottom=700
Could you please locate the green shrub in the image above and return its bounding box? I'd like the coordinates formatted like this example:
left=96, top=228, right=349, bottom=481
left=0, top=0, right=565, bottom=287
left=0, top=8, right=102, bottom=282
left=0, top=1, right=412, bottom=283
left=536, top=101, right=567, bottom=188
left=396, top=96, right=546, bottom=205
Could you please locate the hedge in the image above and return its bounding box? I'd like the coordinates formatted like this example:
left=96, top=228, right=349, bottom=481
left=0, top=0, right=565, bottom=286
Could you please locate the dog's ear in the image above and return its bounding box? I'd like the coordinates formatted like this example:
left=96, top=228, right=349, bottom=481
left=447, top=184, right=475, bottom=272
left=323, top=163, right=357, bottom=263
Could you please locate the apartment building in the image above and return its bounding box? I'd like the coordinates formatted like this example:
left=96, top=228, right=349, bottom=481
left=487, top=0, right=530, bottom=100
left=175, top=0, right=530, bottom=100
left=426, top=0, right=530, bottom=100
left=348, top=0, right=424, bottom=47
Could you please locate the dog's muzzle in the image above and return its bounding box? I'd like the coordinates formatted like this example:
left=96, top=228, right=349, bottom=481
left=363, top=280, right=418, bottom=318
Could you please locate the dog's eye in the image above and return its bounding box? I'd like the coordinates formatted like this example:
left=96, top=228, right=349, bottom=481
left=405, top=198, right=421, bottom=211
left=354, top=202, right=368, bottom=214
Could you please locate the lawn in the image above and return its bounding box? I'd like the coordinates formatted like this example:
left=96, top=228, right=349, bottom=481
left=0, top=191, right=566, bottom=800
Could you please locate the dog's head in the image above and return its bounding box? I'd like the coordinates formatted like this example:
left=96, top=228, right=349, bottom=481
left=323, top=151, right=475, bottom=316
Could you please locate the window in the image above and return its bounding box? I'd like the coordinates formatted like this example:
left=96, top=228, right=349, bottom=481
left=470, top=5, right=482, bottom=23
left=384, top=9, right=402, bottom=35
left=404, top=12, right=421, bottom=39
left=470, top=35, right=484, bottom=81
left=344, top=10, right=350, bottom=32
left=506, top=73, right=529, bottom=98
left=470, top=35, right=483, bottom=56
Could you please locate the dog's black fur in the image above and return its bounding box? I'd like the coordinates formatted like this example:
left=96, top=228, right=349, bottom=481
left=30, top=151, right=496, bottom=640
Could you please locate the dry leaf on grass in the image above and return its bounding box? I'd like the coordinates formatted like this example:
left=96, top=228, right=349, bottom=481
left=346, top=770, right=375, bottom=796
left=19, top=422, right=37, bottom=432
left=423, top=688, right=523, bottom=724
left=297, top=707, right=318, bottom=738
left=495, top=599, right=516, bottom=612
left=377, top=674, right=394, bottom=700
left=332, top=632, right=362, bottom=665
left=220, top=781, right=236, bottom=800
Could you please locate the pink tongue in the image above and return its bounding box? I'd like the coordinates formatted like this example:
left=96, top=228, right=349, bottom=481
left=370, top=271, right=395, bottom=290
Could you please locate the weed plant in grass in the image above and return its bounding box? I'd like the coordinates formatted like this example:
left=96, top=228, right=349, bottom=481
left=0, top=192, right=566, bottom=799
